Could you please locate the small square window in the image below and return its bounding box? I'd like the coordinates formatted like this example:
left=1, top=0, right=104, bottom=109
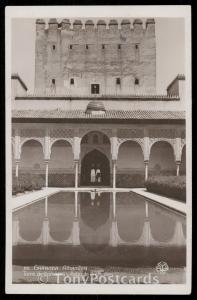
left=116, top=78, right=121, bottom=85
left=135, top=44, right=139, bottom=49
left=118, top=44, right=121, bottom=49
left=135, top=78, right=139, bottom=85
left=91, top=84, right=99, bottom=94
left=70, top=78, right=74, bottom=85
left=69, top=45, right=72, bottom=49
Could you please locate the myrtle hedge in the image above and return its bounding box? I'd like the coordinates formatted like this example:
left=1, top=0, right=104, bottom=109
left=145, top=176, right=186, bottom=202
left=12, top=173, right=45, bottom=195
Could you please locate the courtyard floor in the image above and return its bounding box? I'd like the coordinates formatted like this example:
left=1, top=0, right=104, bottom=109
left=12, top=187, right=186, bottom=214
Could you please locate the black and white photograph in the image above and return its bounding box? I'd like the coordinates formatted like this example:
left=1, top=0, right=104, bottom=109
left=5, top=5, right=191, bottom=294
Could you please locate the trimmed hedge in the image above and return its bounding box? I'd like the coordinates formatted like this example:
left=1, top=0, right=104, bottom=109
left=145, top=176, right=186, bottom=202
left=116, top=173, right=145, bottom=188
left=12, top=174, right=45, bottom=195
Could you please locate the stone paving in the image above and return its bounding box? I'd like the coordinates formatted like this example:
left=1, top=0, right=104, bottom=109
left=131, top=188, right=186, bottom=214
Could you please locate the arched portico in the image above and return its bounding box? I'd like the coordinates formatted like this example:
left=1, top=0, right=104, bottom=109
left=80, top=131, right=111, bottom=187
left=149, top=141, right=176, bottom=176
left=49, top=140, right=74, bottom=187
left=20, top=139, right=45, bottom=175
left=81, top=149, right=110, bottom=186
left=117, top=140, right=144, bottom=187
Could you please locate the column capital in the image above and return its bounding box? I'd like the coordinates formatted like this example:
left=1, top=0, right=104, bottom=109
left=176, top=160, right=181, bottom=165
left=144, top=160, right=149, bottom=164
left=44, top=159, right=49, bottom=164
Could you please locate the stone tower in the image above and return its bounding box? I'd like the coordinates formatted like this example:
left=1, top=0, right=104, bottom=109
left=35, top=18, right=156, bottom=95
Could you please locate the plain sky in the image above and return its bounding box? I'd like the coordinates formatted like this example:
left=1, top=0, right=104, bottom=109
left=11, top=18, right=185, bottom=94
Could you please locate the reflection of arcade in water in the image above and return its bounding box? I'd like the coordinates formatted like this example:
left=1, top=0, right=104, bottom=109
left=13, top=191, right=186, bottom=249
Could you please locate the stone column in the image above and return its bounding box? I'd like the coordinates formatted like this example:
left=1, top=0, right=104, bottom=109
left=15, top=160, right=19, bottom=178
left=144, top=160, right=149, bottom=181
left=74, top=191, right=78, bottom=218
left=176, top=161, right=181, bottom=176
left=45, top=160, right=49, bottom=188
left=112, top=160, right=117, bottom=189
left=74, top=160, right=79, bottom=188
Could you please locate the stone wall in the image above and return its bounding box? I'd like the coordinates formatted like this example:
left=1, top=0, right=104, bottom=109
left=35, top=18, right=156, bottom=95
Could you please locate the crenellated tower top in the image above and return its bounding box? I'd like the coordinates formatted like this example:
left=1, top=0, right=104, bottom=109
left=35, top=18, right=156, bottom=95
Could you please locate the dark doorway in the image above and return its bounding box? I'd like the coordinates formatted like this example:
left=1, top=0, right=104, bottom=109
left=80, top=149, right=110, bottom=186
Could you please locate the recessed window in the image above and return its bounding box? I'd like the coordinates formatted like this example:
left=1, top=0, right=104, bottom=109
left=52, top=79, right=55, bottom=84
left=91, top=84, right=99, bottom=94
left=118, top=44, right=121, bottom=49
left=86, top=44, right=89, bottom=49
left=52, top=44, right=56, bottom=50
left=70, top=78, right=74, bottom=85
left=93, top=134, right=99, bottom=144
left=116, top=78, right=121, bottom=85
left=135, top=44, right=140, bottom=61
left=82, top=135, right=88, bottom=144
left=103, top=135, right=109, bottom=144
left=69, top=45, right=72, bottom=49
left=102, top=44, right=105, bottom=49
left=135, top=78, right=139, bottom=85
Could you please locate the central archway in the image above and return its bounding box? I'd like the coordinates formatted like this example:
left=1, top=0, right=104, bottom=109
left=80, top=149, right=110, bottom=186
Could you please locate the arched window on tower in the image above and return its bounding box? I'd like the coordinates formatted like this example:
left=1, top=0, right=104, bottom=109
left=135, top=44, right=140, bottom=62
left=93, top=134, right=99, bottom=144
left=103, top=135, right=109, bottom=144
left=70, top=78, right=74, bottom=85
left=82, top=135, right=88, bottom=144
left=51, top=79, right=56, bottom=94
left=135, top=78, right=139, bottom=85
left=116, top=78, right=121, bottom=85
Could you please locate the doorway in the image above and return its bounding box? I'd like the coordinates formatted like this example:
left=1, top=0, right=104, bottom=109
left=80, top=149, right=110, bottom=186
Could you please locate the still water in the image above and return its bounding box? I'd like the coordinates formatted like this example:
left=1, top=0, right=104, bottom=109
left=13, top=191, right=186, bottom=269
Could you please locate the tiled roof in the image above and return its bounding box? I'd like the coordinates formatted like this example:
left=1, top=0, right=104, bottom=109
left=15, top=94, right=180, bottom=100
left=12, top=109, right=185, bottom=120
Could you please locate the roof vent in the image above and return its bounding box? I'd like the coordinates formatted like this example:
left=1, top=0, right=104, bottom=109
left=86, top=101, right=106, bottom=115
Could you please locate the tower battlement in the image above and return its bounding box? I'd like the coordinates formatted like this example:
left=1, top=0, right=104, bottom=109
left=35, top=18, right=156, bottom=95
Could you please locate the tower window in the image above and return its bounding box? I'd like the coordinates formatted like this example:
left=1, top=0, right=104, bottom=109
left=70, top=78, right=74, bottom=85
left=135, top=78, right=139, bottom=85
left=135, top=44, right=140, bottom=61
left=91, top=84, right=99, bottom=94
left=116, top=78, right=121, bottom=85
left=69, top=45, right=72, bottom=49
left=103, top=135, right=109, bottom=144
left=118, top=44, right=121, bottom=49
left=86, top=44, right=89, bottom=49
left=52, top=44, right=56, bottom=50
left=102, top=44, right=105, bottom=49
left=52, top=79, right=55, bottom=84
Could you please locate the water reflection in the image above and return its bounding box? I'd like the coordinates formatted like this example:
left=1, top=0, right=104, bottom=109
left=13, top=191, right=186, bottom=249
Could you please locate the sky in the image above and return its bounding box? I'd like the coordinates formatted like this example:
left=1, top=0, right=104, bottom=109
left=11, top=18, right=185, bottom=94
